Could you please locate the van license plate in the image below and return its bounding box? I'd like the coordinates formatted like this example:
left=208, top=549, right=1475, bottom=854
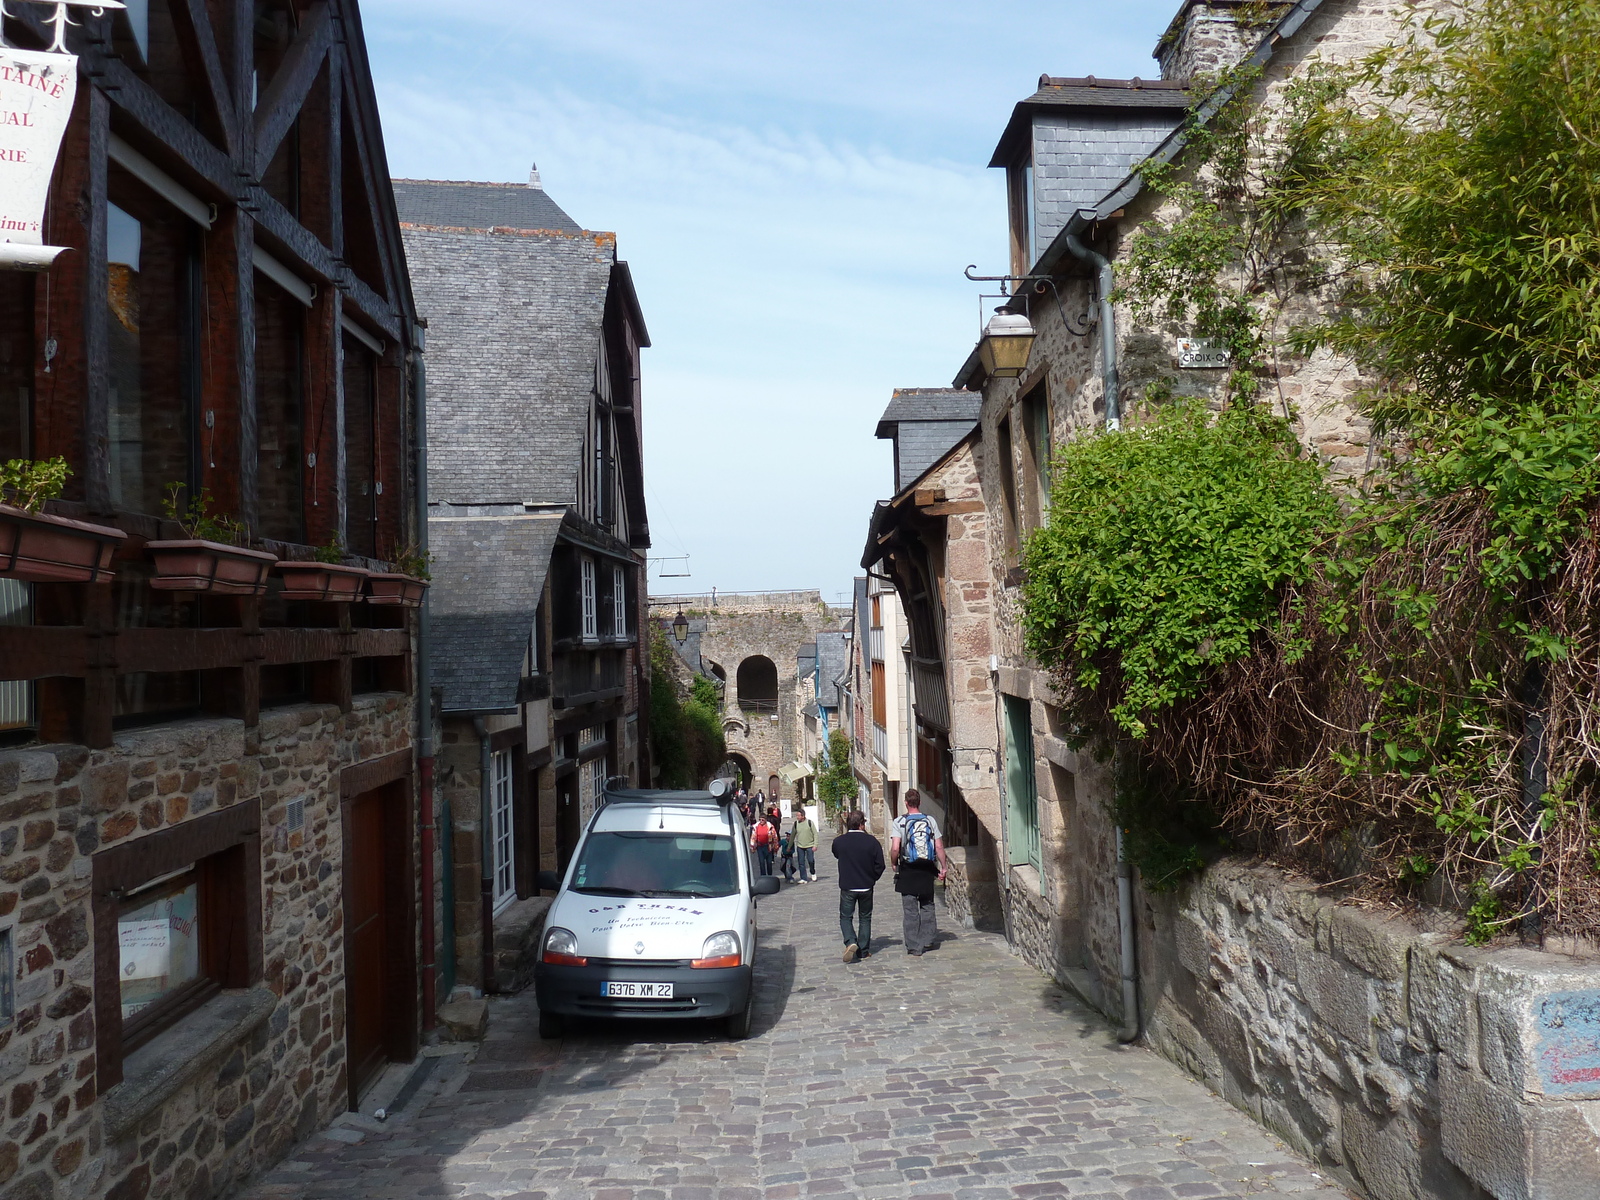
left=602, top=981, right=673, bottom=998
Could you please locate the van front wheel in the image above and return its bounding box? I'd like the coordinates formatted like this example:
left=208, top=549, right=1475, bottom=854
left=538, top=1009, right=563, bottom=1039
left=726, top=990, right=753, bottom=1040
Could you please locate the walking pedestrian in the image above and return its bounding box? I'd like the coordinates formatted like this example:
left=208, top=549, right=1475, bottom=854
left=778, top=827, right=797, bottom=882
left=890, top=789, right=947, bottom=956
left=751, top=810, right=777, bottom=875
left=792, top=808, right=819, bottom=882
left=831, top=809, right=884, bottom=963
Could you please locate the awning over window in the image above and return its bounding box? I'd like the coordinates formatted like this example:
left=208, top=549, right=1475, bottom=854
left=779, top=761, right=814, bottom=785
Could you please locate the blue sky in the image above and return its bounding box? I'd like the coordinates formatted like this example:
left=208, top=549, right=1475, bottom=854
left=365, top=1, right=1180, bottom=604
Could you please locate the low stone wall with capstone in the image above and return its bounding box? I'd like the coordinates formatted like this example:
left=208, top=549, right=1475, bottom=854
left=1141, top=859, right=1600, bottom=1200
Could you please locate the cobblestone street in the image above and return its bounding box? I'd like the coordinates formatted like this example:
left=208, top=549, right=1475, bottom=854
left=242, top=874, right=1350, bottom=1200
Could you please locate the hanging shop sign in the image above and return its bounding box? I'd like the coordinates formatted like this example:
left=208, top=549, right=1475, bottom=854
left=0, top=1, right=128, bottom=271
left=1177, top=337, right=1232, bottom=369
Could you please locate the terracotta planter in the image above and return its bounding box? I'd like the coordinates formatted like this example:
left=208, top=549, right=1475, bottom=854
left=0, top=503, right=125, bottom=584
left=147, top=540, right=277, bottom=596
left=365, top=573, right=428, bottom=608
left=276, top=561, right=370, bottom=602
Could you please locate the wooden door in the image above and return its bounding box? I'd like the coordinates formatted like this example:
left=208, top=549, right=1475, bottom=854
left=345, top=788, right=388, bottom=1104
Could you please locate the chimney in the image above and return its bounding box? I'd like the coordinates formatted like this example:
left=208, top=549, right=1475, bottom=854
left=1154, top=1, right=1288, bottom=84
left=528, top=163, right=543, bottom=190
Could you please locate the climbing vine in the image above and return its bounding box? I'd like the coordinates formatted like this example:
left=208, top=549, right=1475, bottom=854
left=1023, top=0, right=1600, bottom=940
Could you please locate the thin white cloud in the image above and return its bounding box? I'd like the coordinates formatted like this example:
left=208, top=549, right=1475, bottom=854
left=365, top=1, right=1178, bottom=595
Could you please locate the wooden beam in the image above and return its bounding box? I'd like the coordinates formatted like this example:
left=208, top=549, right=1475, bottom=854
left=91, top=56, right=238, bottom=200
left=252, top=192, right=401, bottom=339
left=0, top=626, right=408, bottom=679
left=338, top=64, right=398, bottom=304
left=168, top=0, right=238, bottom=157
left=84, top=84, right=111, bottom=513
left=254, top=2, right=333, bottom=177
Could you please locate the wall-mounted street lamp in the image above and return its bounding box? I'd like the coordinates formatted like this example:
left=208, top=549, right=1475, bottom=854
left=977, top=305, right=1037, bottom=379
left=672, top=610, right=689, bottom=642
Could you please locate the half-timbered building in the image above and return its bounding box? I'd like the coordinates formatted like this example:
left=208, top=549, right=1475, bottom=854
left=0, top=1, right=428, bottom=1195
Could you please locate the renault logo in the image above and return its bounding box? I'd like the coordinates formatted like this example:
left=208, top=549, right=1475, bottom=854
left=634, top=941, right=645, bottom=955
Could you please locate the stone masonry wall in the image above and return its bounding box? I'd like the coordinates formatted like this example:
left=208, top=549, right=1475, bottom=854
left=0, top=695, right=412, bottom=1200
left=1141, top=860, right=1600, bottom=1200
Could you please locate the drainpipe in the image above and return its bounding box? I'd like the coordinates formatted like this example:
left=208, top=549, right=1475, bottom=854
left=1115, top=826, right=1141, bottom=1042
left=473, top=717, right=496, bottom=994
left=1064, top=233, right=1121, bottom=431
left=412, top=339, right=438, bottom=1035
left=1066, top=231, right=1139, bottom=1038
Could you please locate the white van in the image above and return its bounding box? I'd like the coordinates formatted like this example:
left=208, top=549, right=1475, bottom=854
left=533, top=780, right=780, bottom=1039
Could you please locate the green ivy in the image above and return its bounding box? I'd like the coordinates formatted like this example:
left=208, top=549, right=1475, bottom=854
left=1021, top=401, right=1338, bottom=737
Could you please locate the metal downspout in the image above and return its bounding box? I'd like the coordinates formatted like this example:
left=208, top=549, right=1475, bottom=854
left=1064, top=233, right=1121, bottom=431
left=1065, top=232, right=1139, bottom=1039
left=1115, top=827, right=1141, bottom=1042
left=474, top=717, right=496, bottom=994
left=412, top=340, right=438, bottom=1035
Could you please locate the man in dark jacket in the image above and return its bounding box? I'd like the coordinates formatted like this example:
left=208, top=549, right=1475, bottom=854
left=831, top=810, right=885, bottom=963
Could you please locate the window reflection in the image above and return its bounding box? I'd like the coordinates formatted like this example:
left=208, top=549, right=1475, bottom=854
left=118, top=872, right=201, bottom=1022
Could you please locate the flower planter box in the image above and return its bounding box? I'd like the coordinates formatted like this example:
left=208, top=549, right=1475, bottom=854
left=0, top=503, right=125, bottom=584
left=365, top=573, right=428, bottom=608
left=276, top=561, right=370, bottom=603
left=147, top=540, right=277, bottom=596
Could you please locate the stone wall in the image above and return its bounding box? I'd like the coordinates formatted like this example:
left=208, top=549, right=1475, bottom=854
left=0, top=695, right=413, bottom=1200
left=1141, top=860, right=1600, bottom=1200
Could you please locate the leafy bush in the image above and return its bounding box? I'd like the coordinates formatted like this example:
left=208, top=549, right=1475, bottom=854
left=0, top=457, right=69, bottom=513
left=814, top=730, right=855, bottom=816
left=162, top=483, right=248, bottom=546
left=1021, top=402, right=1338, bottom=738
left=648, top=628, right=726, bottom=788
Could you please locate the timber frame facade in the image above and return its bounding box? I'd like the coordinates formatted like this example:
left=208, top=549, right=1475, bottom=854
left=0, top=3, right=426, bottom=1197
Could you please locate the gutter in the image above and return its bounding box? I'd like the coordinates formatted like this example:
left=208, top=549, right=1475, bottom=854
left=413, top=333, right=438, bottom=1036
left=1063, top=233, right=1121, bottom=430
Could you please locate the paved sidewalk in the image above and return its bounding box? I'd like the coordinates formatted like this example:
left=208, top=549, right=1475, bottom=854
left=241, top=869, right=1351, bottom=1200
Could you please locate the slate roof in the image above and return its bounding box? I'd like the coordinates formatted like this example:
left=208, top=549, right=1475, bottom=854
left=427, top=513, right=564, bottom=712
left=393, top=179, right=581, bottom=233
left=989, top=76, right=1192, bottom=167
left=874, top=389, right=982, bottom=432
left=876, top=389, right=981, bottom=494
left=816, top=631, right=849, bottom=709
left=400, top=221, right=614, bottom=507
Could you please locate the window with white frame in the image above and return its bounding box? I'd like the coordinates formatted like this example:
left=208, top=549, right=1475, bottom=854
left=580, top=556, right=597, bottom=639
left=579, top=754, right=605, bottom=817
left=612, top=564, right=628, bottom=638
left=490, top=749, right=514, bottom=912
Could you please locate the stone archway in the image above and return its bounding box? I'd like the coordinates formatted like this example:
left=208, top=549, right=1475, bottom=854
left=720, top=753, right=753, bottom=790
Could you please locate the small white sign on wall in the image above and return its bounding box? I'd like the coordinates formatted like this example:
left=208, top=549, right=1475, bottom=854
left=0, top=46, right=78, bottom=270
left=1177, top=337, right=1232, bottom=369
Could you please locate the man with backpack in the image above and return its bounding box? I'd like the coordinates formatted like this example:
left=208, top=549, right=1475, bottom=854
left=890, top=790, right=947, bottom=956
left=831, top=810, right=884, bottom=963
left=791, top=809, right=819, bottom=882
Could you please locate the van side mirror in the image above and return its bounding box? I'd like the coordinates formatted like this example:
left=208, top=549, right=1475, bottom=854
left=537, top=870, right=562, bottom=892
left=751, top=875, right=781, bottom=896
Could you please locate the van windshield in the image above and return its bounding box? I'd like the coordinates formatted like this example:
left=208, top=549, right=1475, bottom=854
left=570, top=832, right=739, bottom=899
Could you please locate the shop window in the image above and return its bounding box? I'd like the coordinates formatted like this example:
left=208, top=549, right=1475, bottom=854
left=1003, top=693, right=1042, bottom=877
left=995, top=414, right=1020, bottom=560
left=93, top=802, right=262, bottom=1088
left=0, top=579, right=32, bottom=738
left=611, top=564, right=628, bottom=638
left=1021, top=385, right=1052, bottom=531
left=256, top=277, right=305, bottom=542
left=580, top=557, right=597, bottom=639
left=343, top=342, right=377, bottom=557
left=491, top=749, right=514, bottom=913
left=105, top=192, right=197, bottom=518
left=0, top=273, right=31, bottom=461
